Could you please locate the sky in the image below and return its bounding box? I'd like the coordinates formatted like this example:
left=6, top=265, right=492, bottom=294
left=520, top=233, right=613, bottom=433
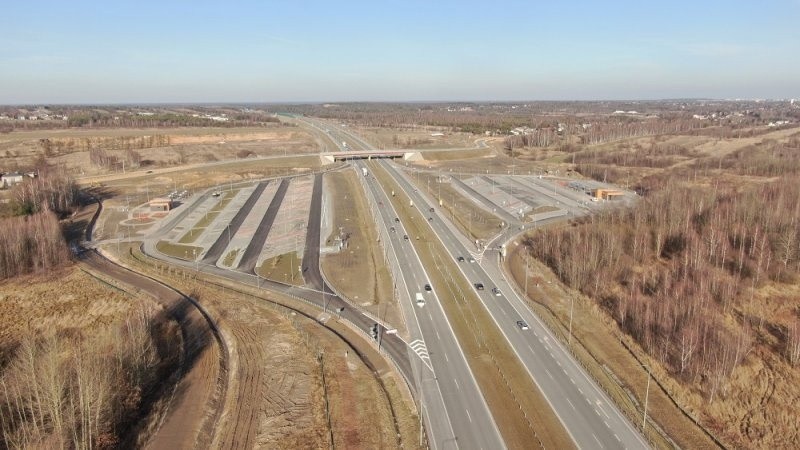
left=1, top=0, right=798, bottom=104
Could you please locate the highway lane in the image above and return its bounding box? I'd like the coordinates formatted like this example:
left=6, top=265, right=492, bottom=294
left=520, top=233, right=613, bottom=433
left=300, top=117, right=505, bottom=448
left=383, top=161, right=648, bottom=450
left=356, top=159, right=505, bottom=450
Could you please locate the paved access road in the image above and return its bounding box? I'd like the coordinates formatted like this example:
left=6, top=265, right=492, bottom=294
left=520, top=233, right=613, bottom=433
left=136, top=176, right=416, bottom=406
left=237, top=179, right=289, bottom=272
left=80, top=250, right=225, bottom=449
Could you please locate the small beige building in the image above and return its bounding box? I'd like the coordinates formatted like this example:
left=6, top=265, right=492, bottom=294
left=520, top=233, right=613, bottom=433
left=149, top=197, right=173, bottom=211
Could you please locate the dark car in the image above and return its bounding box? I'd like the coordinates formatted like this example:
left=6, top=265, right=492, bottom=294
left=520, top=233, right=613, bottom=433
left=429, top=207, right=435, bottom=213
left=474, top=282, right=484, bottom=290
left=457, top=256, right=465, bottom=262
left=428, top=217, right=433, bottom=221
left=389, top=226, right=396, bottom=233
left=516, top=320, right=530, bottom=330
left=395, top=217, right=400, bottom=223
left=424, top=283, right=432, bottom=292
left=491, top=287, right=502, bottom=296
left=403, top=234, right=409, bottom=240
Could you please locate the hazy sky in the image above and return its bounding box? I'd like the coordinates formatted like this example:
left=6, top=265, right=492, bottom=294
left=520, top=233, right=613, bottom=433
left=1, top=0, right=798, bottom=104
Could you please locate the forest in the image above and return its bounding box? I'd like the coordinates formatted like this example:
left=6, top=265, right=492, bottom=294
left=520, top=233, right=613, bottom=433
left=524, top=139, right=800, bottom=402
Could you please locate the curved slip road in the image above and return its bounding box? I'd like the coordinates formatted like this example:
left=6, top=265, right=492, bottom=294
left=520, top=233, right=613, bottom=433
left=81, top=249, right=226, bottom=450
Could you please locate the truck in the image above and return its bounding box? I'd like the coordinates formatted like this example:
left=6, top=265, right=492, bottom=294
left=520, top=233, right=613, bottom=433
left=415, top=292, right=425, bottom=307
left=361, top=167, right=368, bottom=177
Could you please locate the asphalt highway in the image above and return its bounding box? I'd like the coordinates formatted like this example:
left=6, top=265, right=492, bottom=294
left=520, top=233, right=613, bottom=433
left=355, top=159, right=506, bottom=450
left=315, top=118, right=648, bottom=449
left=382, top=161, right=649, bottom=450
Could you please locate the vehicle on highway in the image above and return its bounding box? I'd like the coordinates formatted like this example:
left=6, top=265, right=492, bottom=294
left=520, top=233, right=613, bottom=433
left=403, top=234, right=409, bottom=240
left=516, top=320, right=530, bottom=330
left=416, top=292, right=425, bottom=307
left=424, top=283, right=432, bottom=292
left=394, top=217, right=400, bottom=222
left=428, top=217, right=433, bottom=221
left=468, top=257, right=476, bottom=263
left=457, top=256, right=465, bottom=262
left=389, top=226, right=396, bottom=232
left=429, top=207, right=435, bottom=212
left=474, top=282, right=484, bottom=290
left=491, top=287, right=502, bottom=296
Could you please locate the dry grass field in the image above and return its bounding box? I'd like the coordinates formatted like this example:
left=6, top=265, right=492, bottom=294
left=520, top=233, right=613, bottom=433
left=257, top=252, right=305, bottom=286
left=0, top=267, right=142, bottom=362
left=353, top=125, right=477, bottom=149
left=0, top=126, right=319, bottom=177
left=320, top=169, right=398, bottom=328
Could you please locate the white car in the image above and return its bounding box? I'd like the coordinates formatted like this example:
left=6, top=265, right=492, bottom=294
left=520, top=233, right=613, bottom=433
left=491, top=287, right=502, bottom=296
left=516, top=320, right=529, bottom=330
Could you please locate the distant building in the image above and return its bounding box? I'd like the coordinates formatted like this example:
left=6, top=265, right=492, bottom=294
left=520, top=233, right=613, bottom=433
left=1, top=172, right=24, bottom=188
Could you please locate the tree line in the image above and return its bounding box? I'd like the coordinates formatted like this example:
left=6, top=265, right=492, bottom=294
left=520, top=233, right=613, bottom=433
left=1, top=307, right=176, bottom=448
left=523, top=175, right=800, bottom=402
left=0, top=159, right=79, bottom=279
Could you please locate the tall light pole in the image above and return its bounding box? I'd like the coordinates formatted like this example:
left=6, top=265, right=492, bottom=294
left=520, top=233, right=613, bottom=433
left=569, top=295, right=575, bottom=346
left=642, top=364, right=651, bottom=432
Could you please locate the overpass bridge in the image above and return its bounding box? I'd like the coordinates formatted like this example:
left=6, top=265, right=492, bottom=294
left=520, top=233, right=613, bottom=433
left=319, top=149, right=424, bottom=164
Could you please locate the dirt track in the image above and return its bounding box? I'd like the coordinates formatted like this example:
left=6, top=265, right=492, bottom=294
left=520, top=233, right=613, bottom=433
left=81, top=251, right=226, bottom=449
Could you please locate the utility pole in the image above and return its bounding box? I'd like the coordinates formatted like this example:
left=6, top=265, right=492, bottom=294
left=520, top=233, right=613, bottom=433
left=643, top=364, right=651, bottom=432
left=569, top=295, right=575, bottom=346
left=524, top=257, right=529, bottom=298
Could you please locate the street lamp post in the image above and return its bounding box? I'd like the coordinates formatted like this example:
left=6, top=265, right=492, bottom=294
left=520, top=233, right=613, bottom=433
left=643, top=364, right=651, bottom=432
left=569, top=295, right=575, bottom=346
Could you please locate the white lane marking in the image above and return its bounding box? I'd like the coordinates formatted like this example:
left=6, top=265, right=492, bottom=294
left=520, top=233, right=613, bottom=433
left=614, top=434, right=621, bottom=442
left=567, top=398, right=576, bottom=410
left=454, top=378, right=460, bottom=390
left=592, top=433, right=604, bottom=448
left=436, top=330, right=441, bottom=340
left=596, top=403, right=610, bottom=419
left=465, top=409, right=473, bottom=423
left=570, top=377, right=575, bottom=384
left=444, top=353, right=449, bottom=362
left=545, top=369, right=554, bottom=380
